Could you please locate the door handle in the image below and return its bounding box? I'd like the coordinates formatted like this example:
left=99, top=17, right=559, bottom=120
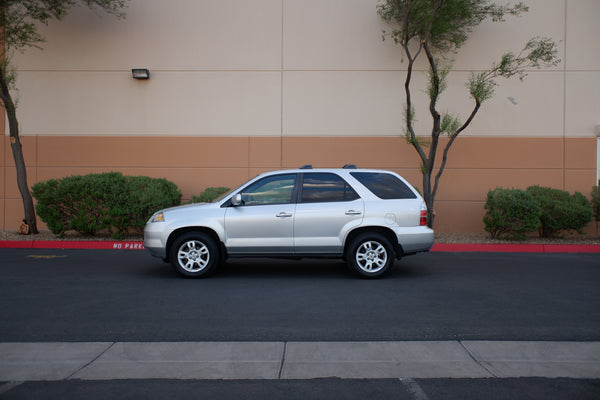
left=276, top=212, right=293, bottom=218
left=345, top=210, right=362, bottom=216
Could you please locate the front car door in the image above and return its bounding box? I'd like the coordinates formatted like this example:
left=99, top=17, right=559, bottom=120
left=224, top=173, right=297, bottom=255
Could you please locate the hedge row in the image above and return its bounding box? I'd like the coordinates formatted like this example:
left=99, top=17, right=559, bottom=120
left=484, top=185, right=594, bottom=240
left=592, top=186, right=600, bottom=223
left=32, top=172, right=182, bottom=239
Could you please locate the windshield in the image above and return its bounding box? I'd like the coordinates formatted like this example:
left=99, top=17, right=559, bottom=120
left=212, top=187, right=236, bottom=203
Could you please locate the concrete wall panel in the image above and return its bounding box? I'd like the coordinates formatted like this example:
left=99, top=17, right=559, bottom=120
left=283, top=0, right=401, bottom=71
left=436, top=169, right=565, bottom=202
left=4, top=136, right=595, bottom=232
left=281, top=136, right=421, bottom=169
left=36, top=137, right=252, bottom=168
left=566, top=0, right=600, bottom=71
left=453, top=0, right=565, bottom=71
left=2, top=1, right=599, bottom=234
left=13, top=0, right=283, bottom=71
left=17, top=71, right=282, bottom=137
left=441, top=72, right=565, bottom=138
left=283, top=71, right=404, bottom=136
left=565, top=138, right=597, bottom=169
left=565, top=72, right=600, bottom=137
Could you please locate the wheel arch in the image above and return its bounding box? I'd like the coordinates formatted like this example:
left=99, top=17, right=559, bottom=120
left=166, top=227, right=225, bottom=262
left=344, top=226, right=403, bottom=260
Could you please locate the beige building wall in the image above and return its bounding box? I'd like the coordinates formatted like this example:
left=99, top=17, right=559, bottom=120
left=2, top=0, right=599, bottom=233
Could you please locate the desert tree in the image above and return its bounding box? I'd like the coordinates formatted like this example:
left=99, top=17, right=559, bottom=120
left=377, top=0, right=560, bottom=227
left=0, top=0, right=127, bottom=234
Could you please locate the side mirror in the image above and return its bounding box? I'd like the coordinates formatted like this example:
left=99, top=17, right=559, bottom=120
left=231, top=193, right=243, bottom=206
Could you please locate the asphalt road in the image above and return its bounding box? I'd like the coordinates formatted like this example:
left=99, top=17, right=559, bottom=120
left=0, top=249, right=598, bottom=342
left=1, top=249, right=599, bottom=399
left=2, top=378, right=599, bottom=400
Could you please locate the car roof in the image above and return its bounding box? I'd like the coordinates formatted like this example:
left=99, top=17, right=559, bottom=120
left=260, top=167, right=395, bottom=174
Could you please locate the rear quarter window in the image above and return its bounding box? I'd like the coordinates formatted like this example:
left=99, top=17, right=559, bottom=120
left=351, top=172, right=417, bottom=199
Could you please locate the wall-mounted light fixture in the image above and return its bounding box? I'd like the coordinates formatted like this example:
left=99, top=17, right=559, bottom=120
left=131, top=68, right=150, bottom=79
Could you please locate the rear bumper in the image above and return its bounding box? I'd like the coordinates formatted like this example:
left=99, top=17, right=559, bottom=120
left=397, top=227, right=435, bottom=254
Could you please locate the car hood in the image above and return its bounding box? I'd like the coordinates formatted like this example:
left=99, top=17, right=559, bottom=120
left=161, top=202, right=210, bottom=214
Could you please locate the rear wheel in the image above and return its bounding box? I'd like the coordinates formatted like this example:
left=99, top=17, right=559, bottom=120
left=170, top=232, right=220, bottom=278
left=346, top=233, right=395, bottom=278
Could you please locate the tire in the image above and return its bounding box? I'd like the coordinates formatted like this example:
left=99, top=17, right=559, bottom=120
left=169, top=232, right=220, bottom=278
left=346, top=233, right=395, bottom=278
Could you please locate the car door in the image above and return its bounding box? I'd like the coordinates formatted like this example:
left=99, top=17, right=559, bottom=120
left=224, top=173, right=297, bottom=255
left=294, top=172, right=364, bottom=255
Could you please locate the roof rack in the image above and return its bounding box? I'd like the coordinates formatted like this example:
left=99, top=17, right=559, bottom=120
left=342, top=164, right=357, bottom=169
left=300, top=165, right=313, bottom=169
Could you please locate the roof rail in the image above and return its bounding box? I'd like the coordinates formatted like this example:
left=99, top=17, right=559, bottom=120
left=300, top=164, right=313, bottom=169
left=342, top=164, right=357, bottom=169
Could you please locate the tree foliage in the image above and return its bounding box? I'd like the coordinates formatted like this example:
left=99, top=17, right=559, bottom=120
left=0, top=1, right=126, bottom=51
left=0, top=0, right=128, bottom=234
left=377, top=0, right=560, bottom=228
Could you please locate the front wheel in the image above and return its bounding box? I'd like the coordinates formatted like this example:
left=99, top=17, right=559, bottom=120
left=346, top=233, right=395, bottom=278
left=169, top=232, right=220, bottom=278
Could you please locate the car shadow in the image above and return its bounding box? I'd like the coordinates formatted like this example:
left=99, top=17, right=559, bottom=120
left=142, top=253, right=434, bottom=280
left=219, top=258, right=349, bottom=279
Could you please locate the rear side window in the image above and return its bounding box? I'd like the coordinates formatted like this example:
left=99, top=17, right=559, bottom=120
left=351, top=172, right=417, bottom=199
left=301, top=173, right=359, bottom=203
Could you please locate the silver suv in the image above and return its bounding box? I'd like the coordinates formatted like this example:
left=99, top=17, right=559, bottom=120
left=144, top=166, right=434, bottom=278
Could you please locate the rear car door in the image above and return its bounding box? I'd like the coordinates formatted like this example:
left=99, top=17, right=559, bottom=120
left=224, top=173, right=297, bottom=255
left=294, top=172, right=364, bottom=255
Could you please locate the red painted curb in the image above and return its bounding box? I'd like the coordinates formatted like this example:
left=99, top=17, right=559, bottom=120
left=430, top=243, right=600, bottom=253
left=0, top=241, right=145, bottom=250
left=0, top=240, right=600, bottom=253
left=431, top=243, right=544, bottom=252
left=1, top=240, right=599, bottom=253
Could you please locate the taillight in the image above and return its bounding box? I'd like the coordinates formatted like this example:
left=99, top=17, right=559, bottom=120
left=420, top=209, right=427, bottom=226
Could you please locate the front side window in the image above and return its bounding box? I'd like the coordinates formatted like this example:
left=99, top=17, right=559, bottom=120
left=351, top=172, right=417, bottom=199
left=301, top=173, right=359, bottom=203
left=240, top=174, right=296, bottom=206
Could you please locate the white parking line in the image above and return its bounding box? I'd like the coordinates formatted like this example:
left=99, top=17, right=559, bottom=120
left=400, top=378, right=430, bottom=400
left=0, top=381, right=24, bottom=395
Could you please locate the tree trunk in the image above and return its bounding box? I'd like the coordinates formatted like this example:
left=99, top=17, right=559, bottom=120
left=9, top=136, right=38, bottom=234
left=422, top=172, right=435, bottom=229
left=0, top=68, right=38, bottom=234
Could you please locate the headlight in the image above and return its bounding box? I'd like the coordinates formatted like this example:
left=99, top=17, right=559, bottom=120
left=149, top=212, right=165, bottom=223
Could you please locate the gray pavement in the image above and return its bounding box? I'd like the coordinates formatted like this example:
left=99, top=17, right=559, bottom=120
left=1, top=341, right=599, bottom=381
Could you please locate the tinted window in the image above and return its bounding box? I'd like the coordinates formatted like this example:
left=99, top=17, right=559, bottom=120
left=351, top=172, right=417, bottom=199
left=240, top=174, right=296, bottom=206
left=301, top=173, right=359, bottom=203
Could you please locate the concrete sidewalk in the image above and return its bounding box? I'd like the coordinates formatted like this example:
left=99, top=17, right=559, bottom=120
left=1, top=341, right=599, bottom=381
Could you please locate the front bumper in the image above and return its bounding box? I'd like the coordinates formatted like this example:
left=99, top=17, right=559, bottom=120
left=144, top=223, right=168, bottom=259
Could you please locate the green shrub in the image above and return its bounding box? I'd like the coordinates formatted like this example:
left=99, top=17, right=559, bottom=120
left=592, top=186, right=600, bottom=222
left=110, top=175, right=182, bottom=237
left=32, top=172, right=181, bottom=238
left=526, top=185, right=592, bottom=237
left=188, top=187, right=230, bottom=203
left=483, top=188, right=542, bottom=240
